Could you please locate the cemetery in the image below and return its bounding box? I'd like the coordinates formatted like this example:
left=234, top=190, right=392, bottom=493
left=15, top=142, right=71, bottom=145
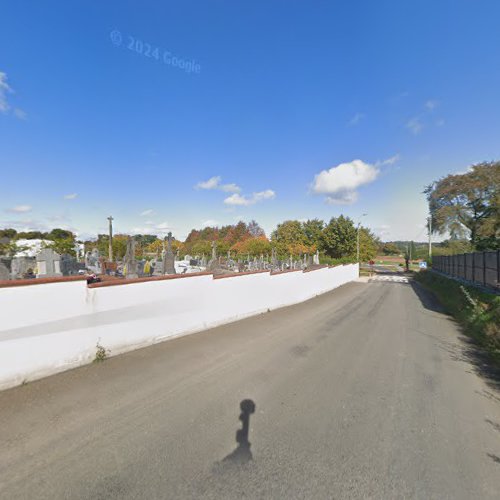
left=0, top=219, right=366, bottom=390
left=0, top=259, right=359, bottom=390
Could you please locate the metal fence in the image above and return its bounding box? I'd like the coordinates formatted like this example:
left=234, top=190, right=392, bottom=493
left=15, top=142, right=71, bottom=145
left=432, top=251, right=500, bottom=291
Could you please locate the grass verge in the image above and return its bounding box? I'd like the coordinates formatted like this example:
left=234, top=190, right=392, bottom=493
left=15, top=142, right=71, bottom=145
left=414, top=270, right=500, bottom=364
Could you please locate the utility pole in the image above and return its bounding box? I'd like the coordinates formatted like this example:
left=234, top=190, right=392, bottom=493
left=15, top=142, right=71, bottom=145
left=356, top=213, right=367, bottom=263
left=356, top=222, right=361, bottom=263
left=107, top=216, right=114, bottom=262
left=428, top=217, right=432, bottom=260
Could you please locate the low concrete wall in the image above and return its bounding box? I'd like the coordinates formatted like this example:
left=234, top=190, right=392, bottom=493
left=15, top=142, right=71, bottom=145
left=0, top=264, right=358, bottom=390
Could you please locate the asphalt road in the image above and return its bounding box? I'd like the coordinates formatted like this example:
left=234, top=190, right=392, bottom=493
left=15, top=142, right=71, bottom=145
left=1, top=276, right=500, bottom=499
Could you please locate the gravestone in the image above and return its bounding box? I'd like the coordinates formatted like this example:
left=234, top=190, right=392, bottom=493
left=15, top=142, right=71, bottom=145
left=60, top=254, right=85, bottom=276
left=85, top=248, right=101, bottom=274
left=163, top=232, right=176, bottom=275
left=271, top=248, right=278, bottom=270
left=153, top=257, right=164, bottom=276
left=10, top=256, right=36, bottom=279
left=137, top=260, right=145, bottom=277
left=0, top=261, right=10, bottom=280
left=207, top=241, right=221, bottom=272
left=36, top=248, right=62, bottom=278
left=123, top=236, right=138, bottom=278
left=313, top=250, right=320, bottom=266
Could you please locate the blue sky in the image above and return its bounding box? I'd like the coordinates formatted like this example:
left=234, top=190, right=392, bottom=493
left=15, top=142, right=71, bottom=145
left=1, top=0, right=499, bottom=241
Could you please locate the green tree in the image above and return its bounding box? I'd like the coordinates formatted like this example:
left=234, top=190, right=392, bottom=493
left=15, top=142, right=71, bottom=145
left=358, top=227, right=379, bottom=261
left=43, top=239, right=76, bottom=256
left=191, top=240, right=212, bottom=256
left=47, top=228, right=74, bottom=241
left=271, top=220, right=307, bottom=257
left=425, top=161, right=500, bottom=249
left=302, top=219, right=325, bottom=249
left=322, top=215, right=356, bottom=259
left=0, top=228, right=17, bottom=240
left=380, top=242, right=400, bottom=255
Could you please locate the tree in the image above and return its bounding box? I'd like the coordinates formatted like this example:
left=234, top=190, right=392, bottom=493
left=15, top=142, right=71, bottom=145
left=191, top=240, right=212, bottom=256
left=302, top=219, right=325, bottom=249
left=247, top=220, right=265, bottom=238
left=321, top=215, right=357, bottom=259
left=47, top=228, right=74, bottom=241
left=43, top=239, right=76, bottom=257
left=358, top=227, right=379, bottom=261
left=425, top=161, right=500, bottom=249
left=271, top=220, right=308, bottom=257
left=380, top=242, right=400, bottom=255
left=231, top=236, right=271, bottom=257
left=16, top=231, right=46, bottom=240
left=0, top=228, right=17, bottom=240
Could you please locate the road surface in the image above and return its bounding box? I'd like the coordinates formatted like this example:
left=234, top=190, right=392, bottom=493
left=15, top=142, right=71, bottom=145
left=1, top=276, right=500, bottom=499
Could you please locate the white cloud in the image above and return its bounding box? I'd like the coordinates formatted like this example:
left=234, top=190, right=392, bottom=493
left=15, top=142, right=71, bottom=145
left=130, top=221, right=171, bottom=235
left=13, top=108, right=27, bottom=120
left=406, top=117, right=423, bottom=135
left=436, top=118, right=445, bottom=127
left=195, top=176, right=242, bottom=194
left=0, top=72, right=25, bottom=119
left=253, top=189, right=276, bottom=202
left=63, top=193, right=78, bottom=200
left=195, top=176, right=221, bottom=190
left=312, top=159, right=379, bottom=205
left=220, top=183, right=241, bottom=193
left=0, top=218, right=47, bottom=232
left=425, top=99, right=439, bottom=111
left=376, top=154, right=400, bottom=167
left=224, top=194, right=251, bottom=206
left=140, top=209, right=154, bottom=216
left=224, top=189, right=276, bottom=207
left=0, top=72, right=13, bottom=113
left=5, top=204, right=32, bottom=213
left=348, top=112, right=365, bottom=126
left=202, top=219, right=219, bottom=227
left=374, top=224, right=391, bottom=237
left=325, top=191, right=359, bottom=205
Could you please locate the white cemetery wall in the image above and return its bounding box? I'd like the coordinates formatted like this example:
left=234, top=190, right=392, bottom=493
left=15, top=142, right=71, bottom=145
left=0, top=264, right=358, bottom=390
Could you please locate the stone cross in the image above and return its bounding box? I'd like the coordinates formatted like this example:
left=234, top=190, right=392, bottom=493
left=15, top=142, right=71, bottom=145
left=164, top=231, right=176, bottom=275
left=107, top=215, right=114, bottom=262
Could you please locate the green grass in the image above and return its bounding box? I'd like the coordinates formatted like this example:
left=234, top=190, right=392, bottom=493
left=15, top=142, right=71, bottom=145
left=415, top=271, right=500, bottom=363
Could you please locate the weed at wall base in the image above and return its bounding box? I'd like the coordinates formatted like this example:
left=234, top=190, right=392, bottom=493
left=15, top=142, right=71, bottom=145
left=94, top=342, right=109, bottom=363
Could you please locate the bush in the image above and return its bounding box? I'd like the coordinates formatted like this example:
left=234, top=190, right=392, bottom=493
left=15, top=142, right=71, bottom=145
left=415, top=271, right=500, bottom=361
left=320, top=255, right=358, bottom=266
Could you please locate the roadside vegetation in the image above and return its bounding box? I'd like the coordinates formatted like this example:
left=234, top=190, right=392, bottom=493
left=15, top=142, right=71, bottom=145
left=415, top=270, right=500, bottom=364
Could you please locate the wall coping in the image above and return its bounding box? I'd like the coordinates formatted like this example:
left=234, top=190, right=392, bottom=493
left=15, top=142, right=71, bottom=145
left=0, top=263, right=357, bottom=290
left=213, top=269, right=270, bottom=280
left=270, top=268, right=303, bottom=276
left=303, top=265, right=329, bottom=273
left=87, top=271, right=213, bottom=288
left=0, top=275, right=87, bottom=289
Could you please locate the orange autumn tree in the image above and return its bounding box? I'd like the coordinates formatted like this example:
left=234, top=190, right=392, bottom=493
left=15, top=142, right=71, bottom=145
left=231, top=236, right=272, bottom=257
